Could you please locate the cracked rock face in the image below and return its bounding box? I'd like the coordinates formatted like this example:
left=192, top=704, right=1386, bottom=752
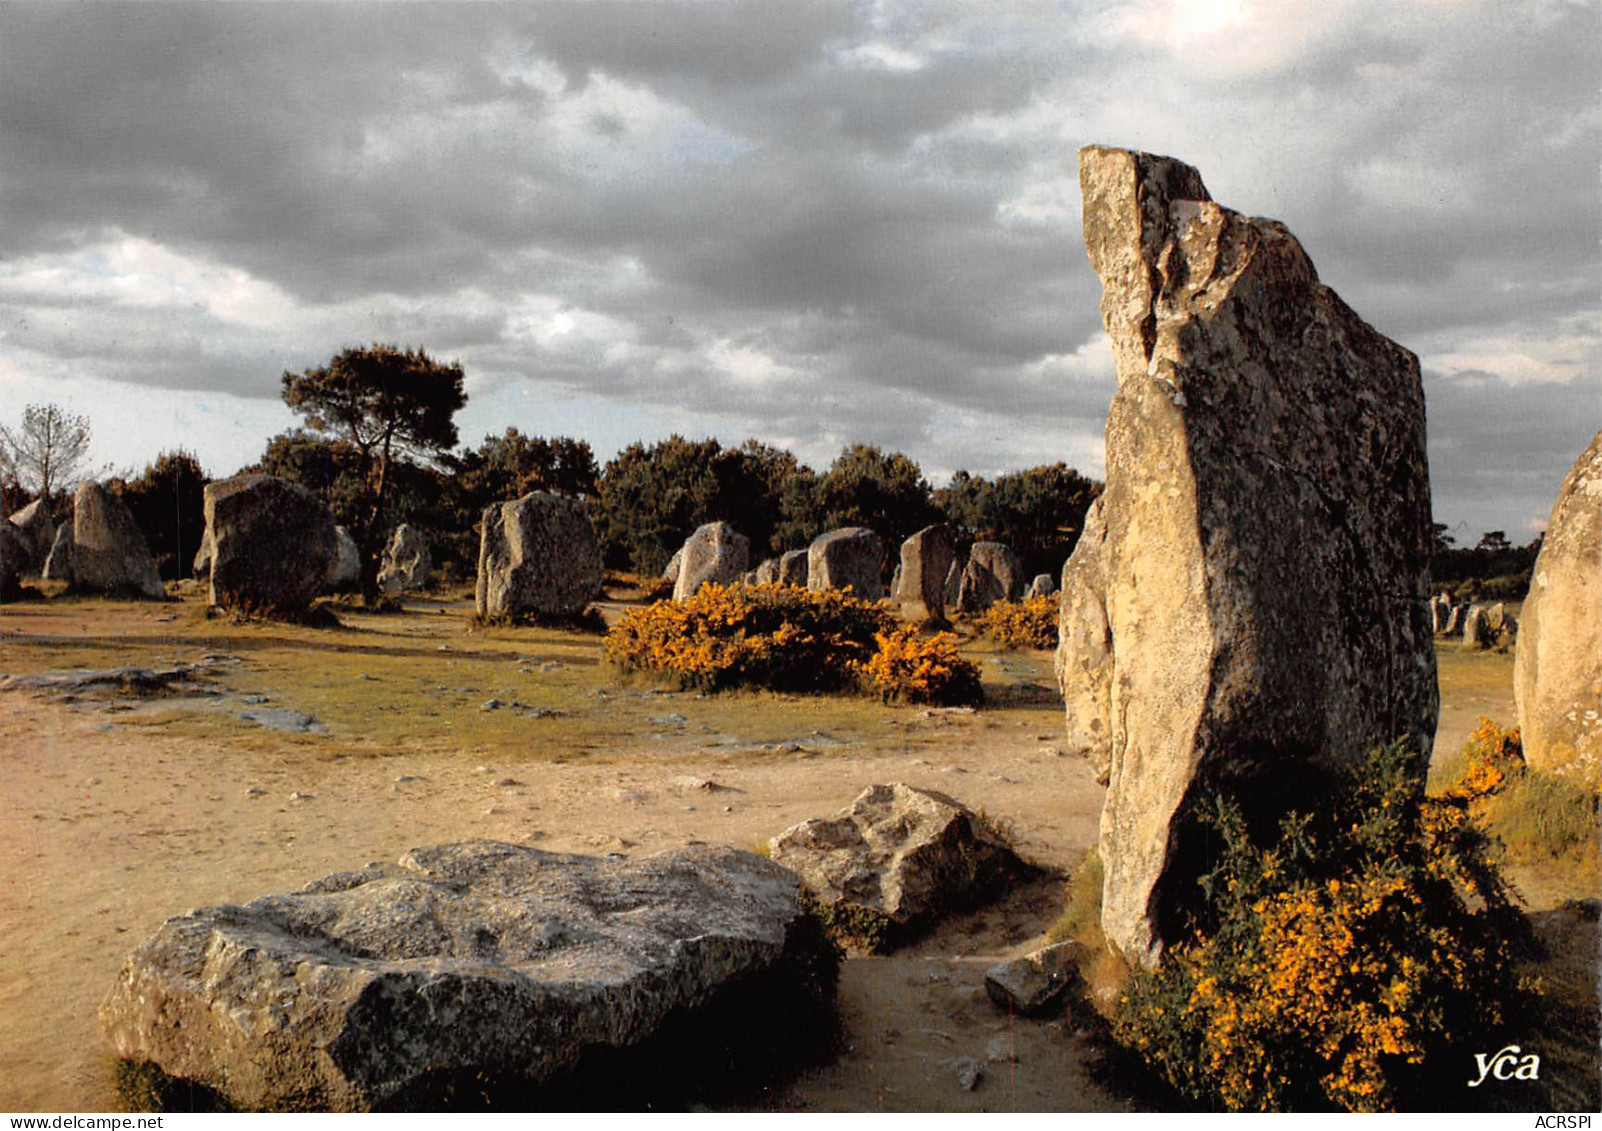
left=1058, top=147, right=1437, bottom=965
left=205, top=475, right=336, bottom=618
left=101, top=842, right=834, bottom=1111
left=476, top=491, right=602, bottom=619
left=1515, top=431, right=1602, bottom=786
left=672, top=521, right=750, bottom=601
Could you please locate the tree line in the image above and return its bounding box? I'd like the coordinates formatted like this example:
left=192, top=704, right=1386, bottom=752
left=1, top=345, right=1103, bottom=590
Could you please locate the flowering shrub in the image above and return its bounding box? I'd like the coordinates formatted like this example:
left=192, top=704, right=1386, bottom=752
left=865, top=625, right=984, bottom=707
left=1445, top=717, right=1598, bottom=865
left=606, top=583, right=985, bottom=706
left=1443, top=717, right=1525, bottom=802
left=1114, top=741, right=1531, bottom=1112
left=604, top=582, right=891, bottom=693
left=971, top=594, right=1060, bottom=650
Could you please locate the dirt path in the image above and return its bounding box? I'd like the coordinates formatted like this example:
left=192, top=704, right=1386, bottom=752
left=0, top=611, right=1108, bottom=1110
left=0, top=598, right=1523, bottom=1111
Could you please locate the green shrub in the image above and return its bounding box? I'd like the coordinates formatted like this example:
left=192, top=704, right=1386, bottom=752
left=1440, top=718, right=1600, bottom=865
left=1113, top=742, right=1532, bottom=1112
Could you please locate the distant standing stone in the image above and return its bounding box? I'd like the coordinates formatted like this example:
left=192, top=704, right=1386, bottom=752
left=778, top=548, right=810, bottom=587
left=378, top=523, right=431, bottom=594
left=476, top=491, right=603, bottom=619
left=958, top=542, right=1023, bottom=612
left=67, top=481, right=165, bottom=599
left=327, top=525, right=361, bottom=591
left=41, top=523, right=74, bottom=582
left=204, top=474, right=336, bottom=618
left=897, top=524, right=955, bottom=620
left=1025, top=573, right=1056, bottom=599
left=7, top=499, right=54, bottom=574
left=672, top=521, right=749, bottom=601
left=808, top=527, right=884, bottom=599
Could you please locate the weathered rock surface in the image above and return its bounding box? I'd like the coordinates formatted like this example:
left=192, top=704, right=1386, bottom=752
left=897, top=524, right=955, bottom=619
left=1516, top=431, right=1602, bottom=785
left=1025, top=573, right=1056, bottom=599
left=7, top=499, right=55, bottom=574
left=204, top=475, right=336, bottom=618
left=377, top=524, right=431, bottom=594
left=192, top=535, right=212, bottom=579
left=672, top=521, right=749, bottom=601
left=778, top=548, right=810, bottom=587
left=1055, top=496, right=1113, bottom=786
left=768, top=783, right=1024, bottom=940
left=984, top=942, right=1078, bottom=1017
left=476, top=492, right=603, bottom=620
left=1058, top=147, right=1437, bottom=965
left=958, top=542, right=1023, bottom=612
left=101, top=841, right=836, bottom=1111
left=41, top=522, right=74, bottom=582
left=662, top=548, right=683, bottom=583
left=68, top=482, right=165, bottom=599
left=754, top=557, right=781, bottom=585
left=327, top=526, right=361, bottom=591
left=808, top=527, right=884, bottom=599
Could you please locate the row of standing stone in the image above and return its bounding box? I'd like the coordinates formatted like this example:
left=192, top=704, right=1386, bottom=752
left=661, top=519, right=1055, bottom=618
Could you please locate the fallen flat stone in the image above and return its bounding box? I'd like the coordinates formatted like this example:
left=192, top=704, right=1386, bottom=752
left=101, top=842, right=838, bottom=1111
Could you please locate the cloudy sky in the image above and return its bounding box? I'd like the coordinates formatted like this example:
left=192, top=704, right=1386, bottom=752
left=1, top=0, right=1597, bottom=543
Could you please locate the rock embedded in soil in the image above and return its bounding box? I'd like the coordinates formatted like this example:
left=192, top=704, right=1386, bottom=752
left=1516, top=430, right=1602, bottom=786
left=475, top=491, right=603, bottom=620
left=984, top=941, right=1078, bottom=1017
left=778, top=547, right=810, bottom=586
left=1058, top=146, right=1438, bottom=966
left=101, top=841, right=838, bottom=1112
left=768, top=783, right=1026, bottom=947
left=204, top=475, right=336, bottom=619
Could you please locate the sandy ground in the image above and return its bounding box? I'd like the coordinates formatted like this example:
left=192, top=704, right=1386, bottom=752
left=0, top=596, right=1524, bottom=1112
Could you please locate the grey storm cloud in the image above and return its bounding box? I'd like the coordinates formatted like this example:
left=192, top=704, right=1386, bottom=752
left=0, top=0, right=1597, bottom=536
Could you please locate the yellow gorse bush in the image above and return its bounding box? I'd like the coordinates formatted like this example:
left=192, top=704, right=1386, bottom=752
left=865, top=625, right=984, bottom=707
left=605, top=581, right=984, bottom=706
left=971, top=594, right=1060, bottom=650
left=1114, top=741, right=1532, bottom=1112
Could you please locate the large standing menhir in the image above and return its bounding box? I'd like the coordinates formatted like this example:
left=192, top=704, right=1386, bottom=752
left=1057, top=147, right=1438, bottom=965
